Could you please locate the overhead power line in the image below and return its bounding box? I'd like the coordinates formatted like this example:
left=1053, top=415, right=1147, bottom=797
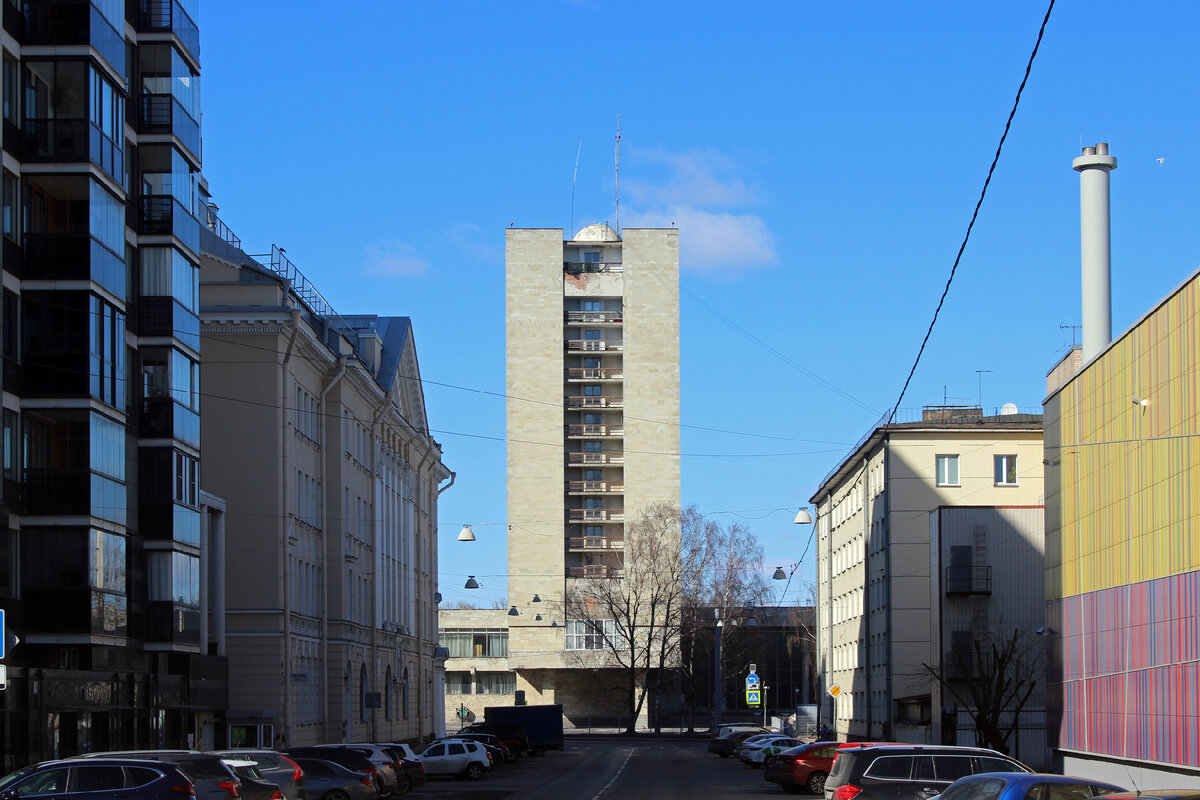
left=885, top=0, right=1056, bottom=426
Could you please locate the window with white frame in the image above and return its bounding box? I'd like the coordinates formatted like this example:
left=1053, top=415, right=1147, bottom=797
left=936, top=454, right=959, bottom=486
left=994, top=454, right=1018, bottom=486
left=565, top=619, right=616, bottom=650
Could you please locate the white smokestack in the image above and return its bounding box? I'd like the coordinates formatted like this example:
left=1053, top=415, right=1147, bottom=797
left=1073, top=143, right=1117, bottom=362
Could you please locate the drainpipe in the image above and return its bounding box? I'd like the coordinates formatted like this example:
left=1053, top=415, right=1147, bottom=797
left=319, top=356, right=348, bottom=739
left=279, top=309, right=301, bottom=745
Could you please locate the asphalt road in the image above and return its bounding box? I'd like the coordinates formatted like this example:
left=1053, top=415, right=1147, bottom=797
left=412, top=737, right=800, bottom=800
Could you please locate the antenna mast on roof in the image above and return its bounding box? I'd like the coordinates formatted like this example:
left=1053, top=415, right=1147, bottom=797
left=614, top=115, right=621, bottom=236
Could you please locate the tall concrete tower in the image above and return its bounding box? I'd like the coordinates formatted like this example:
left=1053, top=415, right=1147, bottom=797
left=503, top=223, right=680, bottom=720
left=1073, top=142, right=1117, bottom=362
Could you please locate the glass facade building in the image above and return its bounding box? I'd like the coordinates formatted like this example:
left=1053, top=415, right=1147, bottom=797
left=0, top=0, right=225, bottom=769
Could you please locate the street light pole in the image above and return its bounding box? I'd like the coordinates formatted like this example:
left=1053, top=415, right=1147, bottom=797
left=713, top=609, right=723, bottom=728
left=762, top=684, right=769, bottom=728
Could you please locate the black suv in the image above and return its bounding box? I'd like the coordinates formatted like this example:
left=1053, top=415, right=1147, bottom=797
left=823, top=745, right=1030, bottom=800
left=458, top=723, right=529, bottom=760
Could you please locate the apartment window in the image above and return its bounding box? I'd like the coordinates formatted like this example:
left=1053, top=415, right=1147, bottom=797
left=2, top=53, right=16, bottom=125
left=936, top=455, right=959, bottom=486
left=476, top=672, right=516, bottom=695
left=583, top=251, right=601, bottom=263
left=583, top=441, right=603, bottom=453
left=565, top=619, right=616, bottom=651
left=994, top=454, right=1018, bottom=486
left=439, top=628, right=508, bottom=658
left=174, top=452, right=197, bottom=506
left=583, top=384, right=602, bottom=396
left=584, top=329, right=602, bottom=340
left=445, top=671, right=470, bottom=694
left=583, top=300, right=603, bottom=311
left=141, top=247, right=198, bottom=311
left=2, top=171, right=17, bottom=243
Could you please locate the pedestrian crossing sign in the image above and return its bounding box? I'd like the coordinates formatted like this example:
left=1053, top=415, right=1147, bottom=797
left=746, top=689, right=761, bottom=706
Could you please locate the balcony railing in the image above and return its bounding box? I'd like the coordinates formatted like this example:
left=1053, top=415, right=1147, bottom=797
left=566, top=424, right=623, bottom=437
left=564, top=261, right=622, bottom=274
left=566, top=452, right=623, bottom=465
left=137, top=0, right=200, bottom=62
left=566, top=480, right=624, bottom=494
left=139, top=94, right=201, bottom=159
left=565, top=310, right=622, bottom=324
left=566, top=339, right=623, bottom=352
left=566, top=367, right=623, bottom=381
left=567, top=536, right=624, bottom=551
left=945, top=565, right=992, bottom=595
left=567, top=565, right=624, bottom=579
left=567, top=508, right=624, bottom=522
left=141, top=195, right=201, bottom=255
left=566, top=395, right=623, bottom=408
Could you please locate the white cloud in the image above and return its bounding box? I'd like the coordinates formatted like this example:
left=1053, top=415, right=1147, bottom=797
left=626, top=148, right=757, bottom=209
left=364, top=241, right=429, bottom=278
left=627, top=206, right=777, bottom=274
left=622, top=148, right=777, bottom=275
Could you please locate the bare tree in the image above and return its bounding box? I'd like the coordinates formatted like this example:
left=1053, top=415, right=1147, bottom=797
left=677, top=508, right=772, bottom=728
left=564, top=501, right=684, bottom=734
left=922, top=628, right=1042, bottom=755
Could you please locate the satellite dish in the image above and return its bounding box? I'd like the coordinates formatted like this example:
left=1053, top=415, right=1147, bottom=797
left=1000, top=402, right=1019, bottom=415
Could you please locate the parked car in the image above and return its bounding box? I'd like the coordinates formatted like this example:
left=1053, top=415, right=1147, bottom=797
left=710, top=728, right=774, bottom=758
left=823, top=745, right=1031, bottom=800
left=287, top=747, right=395, bottom=797
left=934, top=772, right=1126, bottom=800
left=1099, top=793, right=1200, bottom=800
left=288, top=758, right=378, bottom=800
left=374, top=743, right=420, bottom=763
left=458, top=722, right=529, bottom=761
left=70, top=751, right=244, bottom=800
left=0, top=758, right=198, bottom=800
left=734, top=733, right=784, bottom=761
left=286, top=748, right=379, bottom=796
left=416, top=740, right=490, bottom=780
left=222, top=760, right=285, bottom=800
left=448, top=733, right=510, bottom=763
left=764, top=741, right=840, bottom=795
left=211, top=750, right=306, bottom=800
left=394, top=759, right=425, bottom=795
left=742, top=736, right=805, bottom=767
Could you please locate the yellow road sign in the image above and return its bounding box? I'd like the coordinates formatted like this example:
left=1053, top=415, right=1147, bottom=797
left=827, top=683, right=842, bottom=698
left=746, top=689, right=761, bottom=706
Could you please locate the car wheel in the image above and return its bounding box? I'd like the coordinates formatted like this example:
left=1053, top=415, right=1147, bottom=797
left=465, top=762, right=484, bottom=780
left=502, top=746, right=517, bottom=763
left=807, top=771, right=827, bottom=795
left=393, top=774, right=411, bottom=796
left=750, top=759, right=763, bottom=769
left=323, top=792, right=351, bottom=800
left=506, top=744, right=521, bottom=761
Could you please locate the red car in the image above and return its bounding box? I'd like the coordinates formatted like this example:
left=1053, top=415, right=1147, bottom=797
left=764, top=741, right=839, bottom=794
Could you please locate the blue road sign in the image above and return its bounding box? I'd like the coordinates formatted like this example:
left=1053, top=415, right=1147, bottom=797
left=746, top=689, right=761, bottom=706
left=746, top=672, right=760, bottom=687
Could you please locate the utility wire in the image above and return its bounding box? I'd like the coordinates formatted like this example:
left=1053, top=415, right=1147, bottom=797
left=885, top=0, right=1056, bottom=426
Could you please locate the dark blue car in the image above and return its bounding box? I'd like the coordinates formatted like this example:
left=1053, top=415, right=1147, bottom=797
left=0, top=758, right=198, bottom=799
left=936, top=772, right=1127, bottom=800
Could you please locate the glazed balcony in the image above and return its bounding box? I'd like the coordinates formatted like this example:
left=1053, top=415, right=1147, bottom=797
left=566, top=451, right=623, bottom=466
left=567, top=565, right=624, bottom=579
left=139, top=94, right=201, bottom=160
left=566, top=367, right=623, bottom=382
left=135, top=0, right=201, bottom=63
left=141, top=195, right=201, bottom=255
left=22, top=1, right=124, bottom=77
left=567, top=535, right=624, bottom=552
left=566, top=508, right=624, bottom=523
left=566, top=338, right=623, bottom=352
left=566, top=423, right=623, bottom=438
left=21, top=119, right=123, bottom=184
left=566, top=479, right=624, bottom=494
left=565, top=310, right=622, bottom=324
left=565, top=394, right=622, bottom=409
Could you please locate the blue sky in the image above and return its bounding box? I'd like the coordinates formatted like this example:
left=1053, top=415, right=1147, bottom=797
left=199, top=1, right=1200, bottom=609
